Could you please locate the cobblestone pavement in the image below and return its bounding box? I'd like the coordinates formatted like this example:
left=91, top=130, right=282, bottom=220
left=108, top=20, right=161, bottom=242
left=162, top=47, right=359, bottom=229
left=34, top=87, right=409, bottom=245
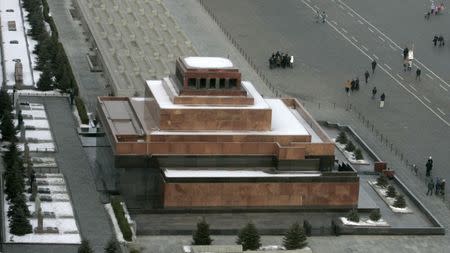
left=136, top=235, right=448, bottom=253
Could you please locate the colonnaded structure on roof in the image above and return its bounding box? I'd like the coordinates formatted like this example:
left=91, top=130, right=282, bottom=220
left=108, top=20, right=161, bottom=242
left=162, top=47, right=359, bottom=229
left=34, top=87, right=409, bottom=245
left=97, top=57, right=359, bottom=210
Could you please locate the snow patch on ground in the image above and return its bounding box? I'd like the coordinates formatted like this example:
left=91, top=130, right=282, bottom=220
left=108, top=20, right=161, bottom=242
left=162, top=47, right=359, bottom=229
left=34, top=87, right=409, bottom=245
left=25, top=130, right=53, bottom=141
left=23, top=142, right=55, bottom=152
left=17, top=89, right=65, bottom=96
left=21, top=110, right=47, bottom=119
left=22, top=119, right=50, bottom=129
left=340, top=217, right=389, bottom=227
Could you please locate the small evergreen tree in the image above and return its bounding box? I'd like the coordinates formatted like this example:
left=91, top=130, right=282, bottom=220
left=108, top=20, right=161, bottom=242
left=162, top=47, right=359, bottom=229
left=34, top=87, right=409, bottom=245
left=376, top=174, right=388, bottom=188
left=236, top=222, right=261, bottom=251
left=354, top=149, right=363, bottom=160
left=37, top=66, right=53, bottom=91
left=192, top=218, right=213, bottom=245
left=393, top=195, right=406, bottom=208
left=346, top=209, right=359, bottom=222
left=0, top=88, right=12, bottom=118
left=1, top=112, right=17, bottom=142
left=8, top=193, right=30, bottom=220
left=282, top=222, right=307, bottom=250
left=78, top=239, right=94, bottom=253
left=345, top=141, right=355, bottom=152
left=335, top=131, right=347, bottom=144
left=4, top=160, right=25, bottom=202
left=9, top=207, right=32, bottom=235
left=104, top=237, right=120, bottom=253
left=386, top=185, right=396, bottom=198
left=369, top=209, right=381, bottom=221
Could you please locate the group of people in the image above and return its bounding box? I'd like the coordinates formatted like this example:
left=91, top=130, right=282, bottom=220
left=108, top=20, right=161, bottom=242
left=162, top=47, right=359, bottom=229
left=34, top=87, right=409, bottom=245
left=427, top=177, right=446, bottom=196
left=344, top=78, right=360, bottom=93
left=344, top=60, right=385, bottom=108
left=425, top=2, right=445, bottom=19
left=315, top=10, right=327, bottom=23
left=432, top=34, right=445, bottom=46
left=269, top=51, right=294, bottom=69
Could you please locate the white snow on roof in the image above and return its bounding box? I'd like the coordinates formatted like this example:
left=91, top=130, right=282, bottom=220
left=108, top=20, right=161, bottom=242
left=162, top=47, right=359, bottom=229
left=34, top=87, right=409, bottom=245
left=266, top=99, right=308, bottom=135
left=1, top=0, right=36, bottom=87
left=164, top=169, right=321, bottom=178
left=146, top=80, right=270, bottom=110
left=184, top=57, right=233, bottom=68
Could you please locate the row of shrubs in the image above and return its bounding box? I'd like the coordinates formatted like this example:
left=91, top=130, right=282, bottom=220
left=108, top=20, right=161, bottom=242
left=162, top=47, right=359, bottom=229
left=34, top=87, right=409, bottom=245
left=376, top=175, right=407, bottom=208
left=23, top=0, right=88, bottom=124
left=192, top=219, right=308, bottom=251
left=75, top=97, right=89, bottom=124
left=0, top=91, right=33, bottom=235
left=336, top=131, right=364, bottom=160
left=111, top=196, right=133, bottom=242
left=346, top=209, right=381, bottom=223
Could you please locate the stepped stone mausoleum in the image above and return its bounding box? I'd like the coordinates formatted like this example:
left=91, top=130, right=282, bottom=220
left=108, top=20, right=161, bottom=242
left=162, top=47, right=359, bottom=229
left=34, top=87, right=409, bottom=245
left=97, top=57, right=359, bottom=210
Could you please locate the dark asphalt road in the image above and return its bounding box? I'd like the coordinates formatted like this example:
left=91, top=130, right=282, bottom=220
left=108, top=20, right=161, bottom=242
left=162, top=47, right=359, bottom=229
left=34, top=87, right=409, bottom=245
left=202, top=0, right=450, bottom=187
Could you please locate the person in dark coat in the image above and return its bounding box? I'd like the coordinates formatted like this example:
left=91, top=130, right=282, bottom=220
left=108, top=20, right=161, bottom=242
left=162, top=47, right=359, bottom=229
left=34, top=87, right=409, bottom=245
left=350, top=79, right=356, bottom=91
left=427, top=179, right=435, bottom=196
left=440, top=179, right=446, bottom=196
left=372, top=86, right=377, bottom=99
left=426, top=159, right=433, bottom=177
left=433, top=35, right=438, bottom=46
left=379, top=93, right=385, bottom=108
left=371, top=60, right=377, bottom=73
left=416, top=68, right=421, bottom=80
left=435, top=177, right=441, bottom=194
left=403, top=47, right=409, bottom=59
left=364, top=70, right=370, bottom=84
left=438, top=35, right=445, bottom=46
left=355, top=77, right=360, bottom=90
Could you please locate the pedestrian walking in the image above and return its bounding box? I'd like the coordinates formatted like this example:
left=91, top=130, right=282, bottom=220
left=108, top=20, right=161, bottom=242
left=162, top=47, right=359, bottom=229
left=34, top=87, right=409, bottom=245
left=371, top=59, right=377, bottom=74
left=364, top=70, right=370, bottom=84
left=426, top=159, right=433, bottom=177
left=315, top=10, right=321, bottom=23
left=403, top=47, right=409, bottom=59
left=427, top=179, right=435, bottom=196
left=412, top=164, right=418, bottom=176
left=438, top=35, right=445, bottom=46
left=350, top=79, right=356, bottom=92
left=441, top=179, right=446, bottom=196
left=428, top=156, right=434, bottom=166
left=433, top=35, right=438, bottom=46
left=379, top=92, right=385, bottom=108
left=345, top=80, right=351, bottom=96
left=371, top=86, right=377, bottom=99
left=321, top=11, right=327, bottom=23
left=416, top=68, right=421, bottom=80
left=435, top=177, right=441, bottom=195
left=355, top=78, right=360, bottom=90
